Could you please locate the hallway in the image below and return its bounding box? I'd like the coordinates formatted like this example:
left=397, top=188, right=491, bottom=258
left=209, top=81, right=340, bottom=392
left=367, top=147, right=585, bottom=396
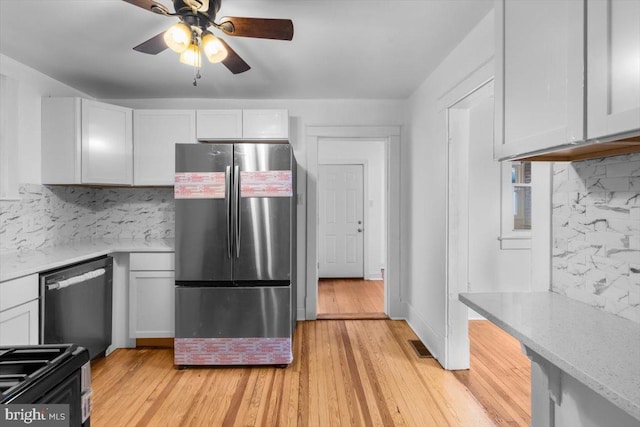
left=317, top=278, right=386, bottom=319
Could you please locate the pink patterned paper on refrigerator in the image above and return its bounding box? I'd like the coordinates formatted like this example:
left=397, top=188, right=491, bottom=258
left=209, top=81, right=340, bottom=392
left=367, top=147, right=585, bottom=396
left=174, top=172, right=226, bottom=199
left=240, top=170, right=293, bottom=198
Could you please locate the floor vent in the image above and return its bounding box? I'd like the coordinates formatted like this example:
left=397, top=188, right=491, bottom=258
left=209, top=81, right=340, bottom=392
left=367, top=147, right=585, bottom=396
left=409, top=340, right=433, bottom=358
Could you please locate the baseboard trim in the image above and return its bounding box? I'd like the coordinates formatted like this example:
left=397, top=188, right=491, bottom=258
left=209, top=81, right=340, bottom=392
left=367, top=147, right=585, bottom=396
left=404, top=302, right=445, bottom=368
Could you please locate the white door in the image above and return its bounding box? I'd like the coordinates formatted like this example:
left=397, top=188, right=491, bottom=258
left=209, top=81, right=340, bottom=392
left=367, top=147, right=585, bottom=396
left=319, top=164, right=364, bottom=277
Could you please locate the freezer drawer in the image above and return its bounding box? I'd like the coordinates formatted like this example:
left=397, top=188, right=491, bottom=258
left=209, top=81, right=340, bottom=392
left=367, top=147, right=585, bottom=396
left=174, top=286, right=292, bottom=366
left=175, top=286, right=291, bottom=338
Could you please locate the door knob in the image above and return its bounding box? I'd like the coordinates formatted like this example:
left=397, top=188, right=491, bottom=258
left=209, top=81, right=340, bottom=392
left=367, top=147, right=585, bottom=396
left=358, top=220, right=362, bottom=224
left=357, top=228, right=363, bottom=232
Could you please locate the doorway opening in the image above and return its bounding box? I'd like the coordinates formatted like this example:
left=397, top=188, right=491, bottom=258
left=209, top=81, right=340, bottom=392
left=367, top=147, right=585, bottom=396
left=316, top=139, right=387, bottom=319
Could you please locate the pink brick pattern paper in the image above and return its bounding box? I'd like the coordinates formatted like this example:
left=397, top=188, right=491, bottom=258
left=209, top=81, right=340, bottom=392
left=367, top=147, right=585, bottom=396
left=240, top=170, right=293, bottom=198
left=174, top=172, right=226, bottom=199
left=174, top=337, right=292, bottom=365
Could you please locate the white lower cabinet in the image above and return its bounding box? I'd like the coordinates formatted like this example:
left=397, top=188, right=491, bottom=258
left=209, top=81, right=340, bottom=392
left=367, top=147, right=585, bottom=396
left=129, top=253, right=175, bottom=338
left=0, top=274, right=39, bottom=346
left=0, top=300, right=39, bottom=346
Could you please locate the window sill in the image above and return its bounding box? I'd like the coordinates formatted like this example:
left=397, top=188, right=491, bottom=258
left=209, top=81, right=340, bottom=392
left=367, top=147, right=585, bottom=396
left=498, top=234, right=532, bottom=250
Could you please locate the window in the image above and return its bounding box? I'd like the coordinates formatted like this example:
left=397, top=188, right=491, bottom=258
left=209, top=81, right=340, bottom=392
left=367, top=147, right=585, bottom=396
left=500, top=161, right=531, bottom=249
left=512, top=162, right=532, bottom=230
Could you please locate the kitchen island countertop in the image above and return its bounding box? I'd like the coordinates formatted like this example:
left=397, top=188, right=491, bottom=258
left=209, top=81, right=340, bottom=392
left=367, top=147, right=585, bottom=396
left=459, top=291, right=640, bottom=421
left=0, top=238, right=175, bottom=282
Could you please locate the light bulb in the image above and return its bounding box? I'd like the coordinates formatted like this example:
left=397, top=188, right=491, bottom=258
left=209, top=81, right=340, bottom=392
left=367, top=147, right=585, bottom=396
left=201, top=31, right=228, bottom=63
left=164, top=22, right=191, bottom=53
left=179, top=43, right=202, bottom=67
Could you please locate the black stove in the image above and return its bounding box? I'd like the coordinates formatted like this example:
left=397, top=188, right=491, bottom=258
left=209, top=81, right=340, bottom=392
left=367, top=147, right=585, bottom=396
left=1, top=344, right=91, bottom=426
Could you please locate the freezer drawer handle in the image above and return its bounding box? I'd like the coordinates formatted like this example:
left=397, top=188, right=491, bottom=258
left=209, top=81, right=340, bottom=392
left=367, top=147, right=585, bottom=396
left=46, top=268, right=106, bottom=291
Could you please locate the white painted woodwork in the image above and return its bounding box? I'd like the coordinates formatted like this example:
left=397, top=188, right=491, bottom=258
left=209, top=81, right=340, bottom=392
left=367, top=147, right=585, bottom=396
left=0, top=300, right=39, bottom=346
left=196, top=109, right=242, bottom=140
left=318, top=164, right=364, bottom=278
left=587, top=0, right=640, bottom=140
left=129, top=252, right=175, bottom=271
left=42, top=98, right=133, bottom=185
left=133, top=110, right=196, bottom=186
left=129, top=252, right=175, bottom=338
left=129, top=271, right=175, bottom=338
left=242, top=109, right=289, bottom=139
left=0, top=274, right=38, bottom=312
left=494, top=0, right=585, bottom=160
left=81, top=99, right=133, bottom=185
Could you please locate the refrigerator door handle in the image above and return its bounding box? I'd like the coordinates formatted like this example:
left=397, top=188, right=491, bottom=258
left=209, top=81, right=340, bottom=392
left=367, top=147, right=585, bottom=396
left=225, top=165, right=232, bottom=259
left=234, top=165, right=241, bottom=258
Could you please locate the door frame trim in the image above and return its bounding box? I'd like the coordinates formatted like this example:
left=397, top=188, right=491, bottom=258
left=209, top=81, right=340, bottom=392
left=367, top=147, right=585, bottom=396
left=318, top=160, right=368, bottom=279
left=305, top=126, right=402, bottom=320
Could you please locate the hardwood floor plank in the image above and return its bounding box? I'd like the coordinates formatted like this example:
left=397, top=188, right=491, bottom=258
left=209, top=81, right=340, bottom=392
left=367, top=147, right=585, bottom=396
left=90, top=320, right=530, bottom=427
left=452, top=320, right=531, bottom=427
left=318, top=278, right=385, bottom=318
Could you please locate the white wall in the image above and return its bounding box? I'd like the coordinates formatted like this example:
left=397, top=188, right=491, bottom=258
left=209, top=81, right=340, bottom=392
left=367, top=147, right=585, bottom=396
left=403, top=11, right=495, bottom=362
left=466, top=94, right=532, bottom=295
left=318, top=139, right=386, bottom=280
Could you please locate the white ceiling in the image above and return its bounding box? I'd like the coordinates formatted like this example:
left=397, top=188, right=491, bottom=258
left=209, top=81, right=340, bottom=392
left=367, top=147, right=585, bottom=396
left=0, top=0, right=493, bottom=100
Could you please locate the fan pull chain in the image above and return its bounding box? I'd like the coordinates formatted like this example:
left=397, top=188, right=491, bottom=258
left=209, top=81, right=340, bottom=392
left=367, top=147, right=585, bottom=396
left=193, top=68, right=201, bottom=86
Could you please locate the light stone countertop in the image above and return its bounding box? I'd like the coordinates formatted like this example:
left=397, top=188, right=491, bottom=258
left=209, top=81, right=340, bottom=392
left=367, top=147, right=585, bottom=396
left=459, top=291, right=640, bottom=421
left=0, top=238, right=175, bottom=282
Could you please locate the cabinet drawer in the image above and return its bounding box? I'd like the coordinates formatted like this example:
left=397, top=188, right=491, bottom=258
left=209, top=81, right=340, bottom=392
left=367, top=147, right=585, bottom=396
left=0, top=274, right=39, bottom=312
left=130, top=253, right=175, bottom=271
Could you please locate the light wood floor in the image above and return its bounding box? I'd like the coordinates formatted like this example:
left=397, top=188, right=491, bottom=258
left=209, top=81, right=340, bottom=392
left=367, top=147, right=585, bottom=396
left=317, top=278, right=386, bottom=319
left=91, top=320, right=498, bottom=427
left=453, top=320, right=531, bottom=427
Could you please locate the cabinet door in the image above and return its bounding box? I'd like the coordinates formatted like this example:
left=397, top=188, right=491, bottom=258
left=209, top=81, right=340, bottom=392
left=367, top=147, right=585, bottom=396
left=587, top=0, right=640, bottom=140
left=196, top=109, right=242, bottom=139
left=494, top=0, right=585, bottom=160
left=243, top=109, right=289, bottom=139
left=129, top=271, right=175, bottom=338
left=0, top=300, right=39, bottom=346
left=133, top=110, right=196, bottom=185
left=81, top=99, right=133, bottom=185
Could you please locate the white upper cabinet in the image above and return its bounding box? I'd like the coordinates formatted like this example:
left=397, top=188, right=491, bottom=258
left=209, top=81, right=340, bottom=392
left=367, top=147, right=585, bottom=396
left=133, top=110, right=196, bottom=185
left=42, top=98, right=133, bottom=185
left=587, top=0, right=640, bottom=140
left=243, top=109, right=289, bottom=139
left=196, top=109, right=289, bottom=140
left=494, top=0, right=585, bottom=161
left=196, top=109, right=243, bottom=140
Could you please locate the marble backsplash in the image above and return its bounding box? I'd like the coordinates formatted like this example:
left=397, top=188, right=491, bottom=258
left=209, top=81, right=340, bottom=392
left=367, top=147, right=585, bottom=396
left=0, top=184, right=174, bottom=253
left=552, top=153, right=640, bottom=323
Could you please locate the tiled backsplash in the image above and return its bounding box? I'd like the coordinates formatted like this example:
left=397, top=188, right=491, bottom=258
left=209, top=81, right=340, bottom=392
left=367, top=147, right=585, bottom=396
left=0, top=184, right=174, bottom=253
left=552, top=153, right=640, bottom=323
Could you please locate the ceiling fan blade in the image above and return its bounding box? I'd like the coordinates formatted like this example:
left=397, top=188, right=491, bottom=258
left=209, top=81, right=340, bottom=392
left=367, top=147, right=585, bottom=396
left=133, top=32, right=168, bottom=54
left=122, top=0, right=170, bottom=15
left=218, top=17, right=294, bottom=41
left=218, top=39, right=251, bottom=74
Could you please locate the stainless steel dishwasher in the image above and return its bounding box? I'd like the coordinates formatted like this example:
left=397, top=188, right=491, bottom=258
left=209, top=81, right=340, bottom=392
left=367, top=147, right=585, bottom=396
left=39, top=256, right=113, bottom=359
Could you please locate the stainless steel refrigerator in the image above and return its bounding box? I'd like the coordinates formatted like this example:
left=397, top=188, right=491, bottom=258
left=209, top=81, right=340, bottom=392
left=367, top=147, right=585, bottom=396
left=174, top=142, right=297, bottom=366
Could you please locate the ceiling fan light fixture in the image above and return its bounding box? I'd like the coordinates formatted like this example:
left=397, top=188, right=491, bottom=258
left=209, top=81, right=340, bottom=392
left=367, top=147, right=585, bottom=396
left=201, top=31, right=228, bottom=63
left=164, top=22, right=192, bottom=53
left=179, top=42, right=202, bottom=68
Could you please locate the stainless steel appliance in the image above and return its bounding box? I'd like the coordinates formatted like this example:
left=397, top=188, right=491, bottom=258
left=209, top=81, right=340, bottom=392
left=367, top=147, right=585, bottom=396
left=174, top=142, right=297, bottom=366
left=40, top=256, right=113, bottom=359
left=0, top=344, right=92, bottom=426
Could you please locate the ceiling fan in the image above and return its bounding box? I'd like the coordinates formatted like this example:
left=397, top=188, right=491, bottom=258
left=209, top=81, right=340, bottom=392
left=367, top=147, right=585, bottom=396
left=123, top=0, right=294, bottom=75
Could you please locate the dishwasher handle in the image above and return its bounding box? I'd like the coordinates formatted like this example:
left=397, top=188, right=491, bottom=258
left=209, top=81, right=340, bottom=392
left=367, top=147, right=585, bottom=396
left=46, top=268, right=106, bottom=291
